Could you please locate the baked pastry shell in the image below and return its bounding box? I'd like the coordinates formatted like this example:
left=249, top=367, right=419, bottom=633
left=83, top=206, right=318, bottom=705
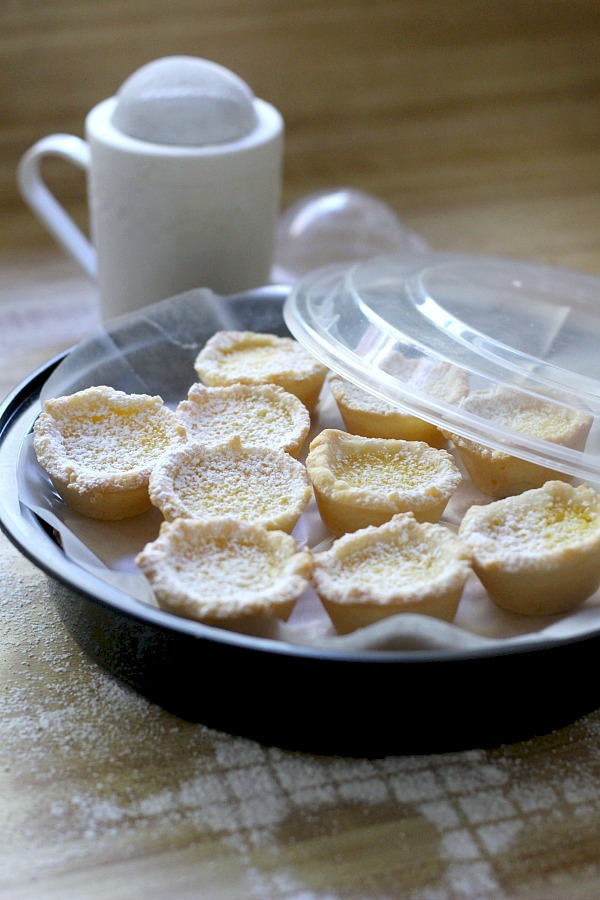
left=175, top=382, right=310, bottom=458
left=445, top=387, right=592, bottom=499
left=328, top=366, right=468, bottom=448
left=32, top=385, right=186, bottom=520
left=148, top=434, right=312, bottom=533
left=306, top=428, right=462, bottom=535
left=136, top=517, right=312, bottom=626
left=194, top=330, right=328, bottom=413
left=458, top=480, right=600, bottom=615
left=312, top=513, right=473, bottom=634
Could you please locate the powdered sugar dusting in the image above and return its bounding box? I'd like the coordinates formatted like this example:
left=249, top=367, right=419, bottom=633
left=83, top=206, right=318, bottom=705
left=3, top=534, right=600, bottom=897
left=33, top=386, right=185, bottom=491
left=460, top=481, right=600, bottom=563
left=195, top=330, right=327, bottom=383
left=149, top=436, right=312, bottom=531
left=176, top=382, right=310, bottom=456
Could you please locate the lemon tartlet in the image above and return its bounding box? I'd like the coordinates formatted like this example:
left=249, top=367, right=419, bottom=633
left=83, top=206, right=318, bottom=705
left=194, top=330, right=328, bottom=413
left=458, top=480, right=600, bottom=615
left=136, top=517, right=312, bottom=626
left=148, top=435, right=312, bottom=532
left=33, top=385, right=186, bottom=520
left=444, top=386, right=592, bottom=498
left=305, top=428, right=462, bottom=535
left=312, top=513, right=472, bottom=634
left=329, top=357, right=468, bottom=448
left=175, top=382, right=310, bottom=458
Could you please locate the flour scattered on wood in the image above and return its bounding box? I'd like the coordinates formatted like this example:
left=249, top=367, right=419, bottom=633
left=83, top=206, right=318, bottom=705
left=3, top=541, right=600, bottom=897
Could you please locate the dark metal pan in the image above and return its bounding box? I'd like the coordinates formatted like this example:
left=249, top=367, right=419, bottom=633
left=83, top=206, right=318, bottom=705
left=2, top=285, right=599, bottom=756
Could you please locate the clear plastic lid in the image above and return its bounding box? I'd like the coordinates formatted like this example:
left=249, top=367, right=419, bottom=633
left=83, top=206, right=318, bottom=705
left=283, top=252, right=600, bottom=483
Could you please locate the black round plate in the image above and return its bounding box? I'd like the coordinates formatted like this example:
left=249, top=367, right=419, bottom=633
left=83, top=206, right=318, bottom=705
left=2, top=286, right=599, bottom=755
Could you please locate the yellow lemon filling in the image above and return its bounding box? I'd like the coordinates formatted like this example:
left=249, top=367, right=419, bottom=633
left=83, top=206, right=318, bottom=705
left=33, top=385, right=186, bottom=519
left=458, top=481, right=600, bottom=615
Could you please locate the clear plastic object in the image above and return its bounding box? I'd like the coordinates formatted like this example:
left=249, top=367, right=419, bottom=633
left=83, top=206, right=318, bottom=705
left=272, top=187, right=430, bottom=284
left=110, top=56, right=258, bottom=146
left=284, top=252, right=600, bottom=484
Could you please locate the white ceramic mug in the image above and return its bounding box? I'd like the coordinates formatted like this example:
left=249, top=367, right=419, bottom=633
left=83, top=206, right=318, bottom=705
left=18, top=95, right=284, bottom=320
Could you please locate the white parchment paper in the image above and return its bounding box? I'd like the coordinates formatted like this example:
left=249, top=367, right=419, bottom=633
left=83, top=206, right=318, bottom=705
left=17, top=287, right=600, bottom=653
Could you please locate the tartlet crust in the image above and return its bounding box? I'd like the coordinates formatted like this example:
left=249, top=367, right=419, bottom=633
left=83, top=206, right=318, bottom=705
left=305, top=428, right=461, bottom=535
left=312, top=513, right=472, bottom=634
left=148, top=434, right=312, bottom=533
left=136, top=517, right=312, bottom=625
left=194, top=330, right=328, bottom=413
left=175, top=382, right=310, bottom=458
left=33, top=385, right=186, bottom=520
left=458, top=480, right=600, bottom=615
left=329, top=357, right=468, bottom=448
left=444, top=386, right=592, bottom=498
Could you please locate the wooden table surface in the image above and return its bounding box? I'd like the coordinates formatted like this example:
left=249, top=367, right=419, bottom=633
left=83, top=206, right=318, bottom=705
left=3, top=2, right=600, bottom=897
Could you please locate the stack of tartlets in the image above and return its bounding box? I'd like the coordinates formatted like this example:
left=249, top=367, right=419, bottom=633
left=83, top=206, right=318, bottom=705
left=32, top=329, right=600, bottom=636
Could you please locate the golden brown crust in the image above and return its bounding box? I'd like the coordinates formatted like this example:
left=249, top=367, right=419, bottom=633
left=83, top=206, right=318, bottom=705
left=33, top=385, right=186, bottom=520
left=458, top=480, right=600, bottom=615
left=312, top=513, right=472, bottom=633
left=175, top=382, right=310, bottom=458
left=329, top=357, right=468, bottom=448
left=444, top=386, right=592, bottom=498
left=305, top=428, right=461, bottom=535
left=193, top=330, right=328, bottom=413
left=136, top=517, right=312, bottom=625
left=148, top=434, right=312, bottom=533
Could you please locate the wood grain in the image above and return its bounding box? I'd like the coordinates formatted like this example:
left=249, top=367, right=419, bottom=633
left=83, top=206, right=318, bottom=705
left=3, top=0, right=600, bottom=270
left=3, top=3, right=600, bottom=897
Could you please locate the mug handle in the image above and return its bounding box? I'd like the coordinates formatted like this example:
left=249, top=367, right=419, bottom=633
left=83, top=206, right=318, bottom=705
left=17, top=134, right=97, bottom=279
